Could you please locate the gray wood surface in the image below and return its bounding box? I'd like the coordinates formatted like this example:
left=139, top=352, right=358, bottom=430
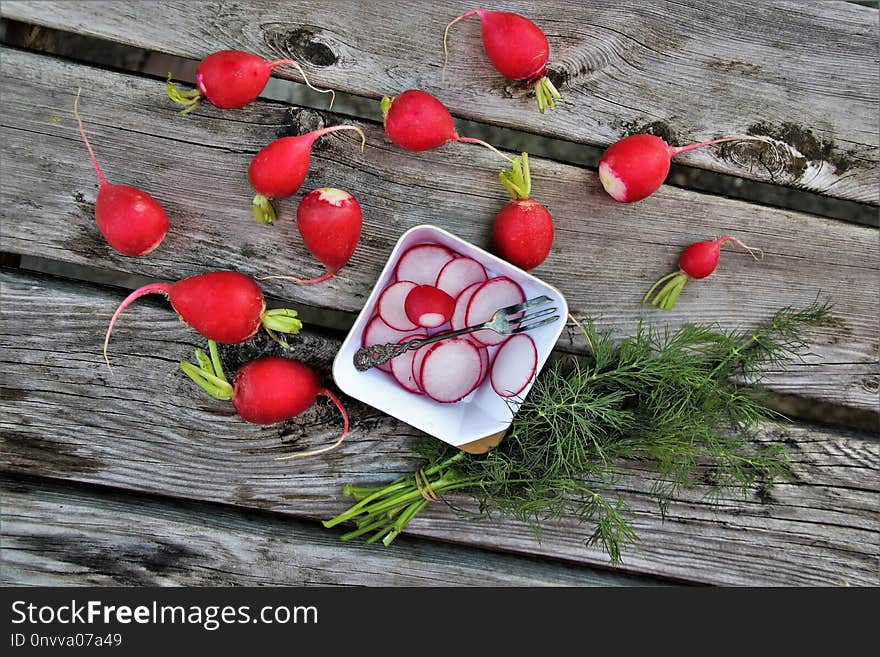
left=2, top=475, right=658, bottom=586
left=1, top=48, right=876, bottom=412
left=2, top=271, right=877, bottom=586
left=2, top=1, right=877, bottom=204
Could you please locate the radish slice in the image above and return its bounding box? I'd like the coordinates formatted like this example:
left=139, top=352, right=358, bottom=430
left=465, top=277, right=526, bottom=346
left=451, top=282, right=483, bottom=331
left=363, top=315, right=422, bottom=373
left=411, top=341, right=433, bottom=391
left=491, top=335, right=537, bottom=398
left=395, top=244, right=454, bottom=285
left=435, top=257, right=488, bottom=298
left=465, top=338, right=491, bottom=392
left=390, top=333, right=427, bottom=394
left=419, top=338, right=482, bottom=403
left=404, top=285, right=455, bottom=328
left=378, top=281, right=418, bottom=331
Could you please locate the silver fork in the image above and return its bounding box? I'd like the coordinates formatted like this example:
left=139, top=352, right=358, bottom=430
left=353, top=295, right=559, bottom=371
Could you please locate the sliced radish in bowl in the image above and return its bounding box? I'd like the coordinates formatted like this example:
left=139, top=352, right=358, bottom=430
left=419, top=338, right=483, bottom=403
left=405, top=285, right=455, bottom=328
left=451, top=281, right=483, bottom=331
left=390, top=333, right=427, bottom=393
left=378, top=281, right=419, bottom=331
left=435, top=256, right=488, bottom=298
left=490, top=334, right=537, bottom=398
left=363, top=315, right=423, bottom=372
left=395, top=244, right=454, bottom=285
left=465, top=276, right=526, bottom=346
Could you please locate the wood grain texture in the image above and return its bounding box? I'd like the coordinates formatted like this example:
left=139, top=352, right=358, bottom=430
left=2, top=271, right=877, bottom=586
left=1, top=476, right=657, bottom=586
left=1, top=48, right=877, bottom=412
left=1, top=0, right=877, bottom=204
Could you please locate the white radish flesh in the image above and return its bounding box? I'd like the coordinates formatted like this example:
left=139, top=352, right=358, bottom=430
left=466, top=338, right=491, bottom=392
left=395, top=244, right=454, bottom=285
left=435, top=257, right=488, bottom=298
left=363, top=315, right=423, bottom=373
left=419, top=338, right=482, bottom=403
left=378, top=281, right=418, bottom=331
left=411, top=341, right=433, bottom=391
left=465, top=277, right=525, bottom=346
left=450, top=282, right=483, bottom=331
left=390, top=333, right=427, bottom=393
left=491, top=334, right=537, bottom=398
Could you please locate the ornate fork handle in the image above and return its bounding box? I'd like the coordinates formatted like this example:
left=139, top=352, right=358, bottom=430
left=353, top=336, right=431, bottom=371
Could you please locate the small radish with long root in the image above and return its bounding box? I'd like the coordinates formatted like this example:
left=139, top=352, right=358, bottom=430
left=262, top=188, right=362, bottom=284
left=104, top=271, right=303, bottom=368
left=381, top=89, right=511, bottom=161
left=249, top=126, right=366, bottom=225
left=643, top=236, right=763, bottom=310
left=599, top=133, right=772, bottom=203
left=181, top=341, right=348, bottom=459
left=166, top=50, right=335, bottom=113
left=491, top=152, right=554, bottom=270
left=443, top=9, right=561, bottom=113
left=73, top=90, right=169, bottom=256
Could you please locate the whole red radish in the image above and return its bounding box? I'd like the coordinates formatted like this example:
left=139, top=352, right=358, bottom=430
left=643, top=236, right=763, bottom=310
left=248, top=125, right=366, bottom=225
left=104, top=271, right=303, bottom=367
left=598, top=133, right=771, bottom=203
left=166, top=50, right=335, bottom=113
left=263, top=188, right=363, bottom=284
left=405, top=285, right=455, bottom=328
left=491, top=152, right=553, bottom=270
left=73, top=91, right=169, bottom=257
left=381, top=89, right=511, bottom=161
left=181, top=342, right=348, bottom=459
left=443, top=10, right=561, bottom=113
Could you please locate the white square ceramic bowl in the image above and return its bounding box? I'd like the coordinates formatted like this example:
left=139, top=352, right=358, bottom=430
left=332, top=224, right=568, bottom=448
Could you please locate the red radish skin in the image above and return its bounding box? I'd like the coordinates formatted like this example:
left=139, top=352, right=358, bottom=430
left=599, top=133, right=771, bottom=203
left=411, top=341, right=434, bottom=392
left=381, top=90, right=512, bottom=161
left=404, top=285, right=456, bottom=328
left=181, top=347, right=348, bottom=459
left=103, top=271, right=303, bottom=367
left=465, top=276, right=526, bottom=346
left=73, top=91, right=169, bottom=257
left=451, top=281, right=483, bottom=331
left=435, top=257, right=488, bottom=298
left=166, top=50, right=334, bottom=113
left=262, top=188, right=363, bottom=285
left=390, top=334, right=428, bottom=394
left=362, top=315, right=423, bottom=373
left=249, top=126, right=366, bottom=225
left=465, top=338, right=491, bottom=393
left=490, top=334, right=537, bottom=398
left=643, top=236, right=763, bottom=311
left=443, top=10, right=561, bottom=113
left=378, top=281, right=419, bottom=331
left=418, top=338, right=483, bottom=403
left=394, top=244, right=455, bottom=286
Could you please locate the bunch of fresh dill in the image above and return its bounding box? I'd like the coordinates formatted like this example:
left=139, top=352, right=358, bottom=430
left=324, top=302, right=830, bottom=563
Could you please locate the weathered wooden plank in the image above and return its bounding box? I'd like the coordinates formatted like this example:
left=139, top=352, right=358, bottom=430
left=1, top=48, right=877, bottom=412
left=1, top=475, right=658, bottom=586
left=2, top=0, right=877, bottom=204
left=1, top=271, right=877, bottom=586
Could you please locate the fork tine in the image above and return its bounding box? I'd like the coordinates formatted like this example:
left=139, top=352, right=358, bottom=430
left=517, top=307, right=557, bottom=323
left=509, top=315, right=561, bottom=334
left=500, top=295, right=553, bottom=316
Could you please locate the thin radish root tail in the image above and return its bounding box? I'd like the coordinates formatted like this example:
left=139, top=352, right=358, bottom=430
left=275, top=389, right=349, bottom=460
left=312, top=125, right=367, bottom=153
left=668, top=135, right=776, bottom=157
left=642, top=271, right=688, bottom=311
left=103, top=283, right=173, bottom=371
left=534, top=76, right=561, bottom=114
left=72, top=87, right=108, bottom=186
left=259, top=271, right=336, bottom=285
left=269, top=59, right=336, bottom=111
left=718, top=236, right=764, bottom=262
left=456, top=136, right=514, bottom=163
left=165, top=73, right=201, bottom=114
left=442, top=10, right=479, bottom=82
